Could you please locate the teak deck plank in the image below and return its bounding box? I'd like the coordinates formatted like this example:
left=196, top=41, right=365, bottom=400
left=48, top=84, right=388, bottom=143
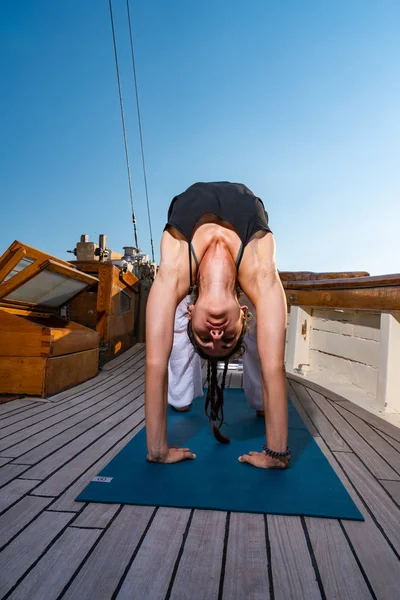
left=0, top=495, right=52, bottom=548
left=31, top=407, right=145, bottom=496
left=307, top=388, right=400, bottom=480
left=7, top=527, right=101, bottom=600
left=0, top=368, right=144, bottom=456
left=62, top=505, right=154, bottom=600
left=305, top=517, right=373, bottom=600
left=169, top=509, right=226, bottom=600
left=0, top=344, right=400, bottom=600
left=115, top=507, right=191, bottom=600
left=315, top=437, right=400, bottom=599
left=0, top=511, right=73, bottom=598
left=222, top=512, right=270, bottom=600
left=267, top=515, right=322, bottom=600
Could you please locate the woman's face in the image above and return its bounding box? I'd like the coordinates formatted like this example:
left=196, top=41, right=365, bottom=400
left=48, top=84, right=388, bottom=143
left=188, top=297, right=246, bottom=357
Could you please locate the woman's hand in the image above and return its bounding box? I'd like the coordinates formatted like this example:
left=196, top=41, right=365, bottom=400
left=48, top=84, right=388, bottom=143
left=238, top=451, right=289, bottom=469
left=147, top=447, right=196, bottom=464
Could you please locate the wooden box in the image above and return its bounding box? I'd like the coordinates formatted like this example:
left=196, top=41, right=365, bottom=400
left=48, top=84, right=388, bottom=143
left=0, top=241, right=101, bottom=397
left=67, top=262, right=139, bottom=364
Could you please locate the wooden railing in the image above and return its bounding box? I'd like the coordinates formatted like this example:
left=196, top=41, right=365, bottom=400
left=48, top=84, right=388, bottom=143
left=281, top=273, right=400, bottom=311
left=281, top=272, right=400, bottom=415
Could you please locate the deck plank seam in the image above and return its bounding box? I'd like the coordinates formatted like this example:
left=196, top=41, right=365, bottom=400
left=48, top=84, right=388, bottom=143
left=0, top=402, right=39, bottom=417
left=0, top=364, right=145, bottom=440
left=49, top=347, right=146, bottom=401
left=263, top=514, right=275, bottom=600
left=370, top=426, right=400, bottom=451
left=164, top=508, right=195, bottom=600
left=326, top=398, right=400, bottom=461
left=68, top=525, right=105, bottom=531
left=0, top=417, right=144, bottom=518
left=0, top=466, right=32, bottom=490
left=330, top=401, right=400, bottom=450
left=293, top=384, right=400, bottom=560
left=330, top=450, right=400, bottom=561
left=303, top=386, right=400, bottom=491
left=288, top=384, right=340, bottom=456
left=217, top=511, right=230, bottom=600
left=9, top=394, right=144, bottom=478
left=97, top=345, right=146, bottom=376
left=300, top=516, right=327, bottom=600
left=0, top=372, right=145, bottom=455
left=108, top=507, right=159, bottom=600
left=0, top=501, right=87, bottom=567
left=6, top=504, right=118, bottom=600
left=287, top=374, right=400, bottom=443
left=0, top=350, right=145, bottom=427
left=375, top=480, right=400, bottom=512
left=0, top=350, right=145, bottom=431
left=0, top=406, right=44, bottom=431
left=337, top=520, right=378, bottom=600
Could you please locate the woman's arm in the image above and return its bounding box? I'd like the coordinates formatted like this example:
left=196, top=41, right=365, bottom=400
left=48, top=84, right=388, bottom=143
left=145, top=237, right=196, bottom=464
left=239, top=237, right=289, bottom=469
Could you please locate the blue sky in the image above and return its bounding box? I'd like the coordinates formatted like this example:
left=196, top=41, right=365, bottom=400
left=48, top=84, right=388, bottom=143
left=1, top=0, right=399, bottom=275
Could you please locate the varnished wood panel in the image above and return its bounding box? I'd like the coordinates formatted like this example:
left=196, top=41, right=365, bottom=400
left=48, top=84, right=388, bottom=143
left=0, top=357, right=45, bottom=395
left=285, top=286, right=400, bottom=311
left=44, top=348, right=99, bottom=397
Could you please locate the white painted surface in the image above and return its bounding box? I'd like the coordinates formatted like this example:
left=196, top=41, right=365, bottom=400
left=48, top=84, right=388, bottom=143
left=377, top=312, right=400, bottom=412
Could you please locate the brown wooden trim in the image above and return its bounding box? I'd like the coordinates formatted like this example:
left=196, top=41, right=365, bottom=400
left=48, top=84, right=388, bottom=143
left=279, top=271, right=370, bottom=281
left=0, top=258, right=42, bottom=298
left=42, top=260, right=99, bottom=285
left=119, top=270, right=139, bottom=290
left=0, top=305, right=52, bottom=318
left=13, top=241, right=72, bottom=267
left=284, top=273, right=400, bottom=290
left=0, top=246, right=26, bottom=283
left=285, top=286, right=400, bottom=311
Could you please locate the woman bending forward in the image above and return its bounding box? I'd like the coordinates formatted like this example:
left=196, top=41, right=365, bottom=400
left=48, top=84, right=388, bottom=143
left=145, top=182, right=289, bottom=469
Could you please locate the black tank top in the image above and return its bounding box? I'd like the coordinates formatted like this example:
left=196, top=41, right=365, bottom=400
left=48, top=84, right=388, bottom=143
left=165, top=181, right=272, bottom=290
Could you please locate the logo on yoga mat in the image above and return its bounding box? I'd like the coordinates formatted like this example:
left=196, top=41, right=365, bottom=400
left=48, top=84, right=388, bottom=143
left=91, top=476, right=113, bottom=483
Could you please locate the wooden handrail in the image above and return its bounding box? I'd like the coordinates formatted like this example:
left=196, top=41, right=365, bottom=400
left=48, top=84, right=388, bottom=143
left=279, top=271, right=369, bottom=281
left=283, top=273, right=400, bottom=290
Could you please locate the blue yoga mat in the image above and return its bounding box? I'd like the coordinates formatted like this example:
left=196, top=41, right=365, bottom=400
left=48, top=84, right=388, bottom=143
left=77, top=389, right=363, bottom=520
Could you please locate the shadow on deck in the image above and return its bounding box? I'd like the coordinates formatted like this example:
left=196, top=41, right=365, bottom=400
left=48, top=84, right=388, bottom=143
left=0, top=344, right=399, bottom=599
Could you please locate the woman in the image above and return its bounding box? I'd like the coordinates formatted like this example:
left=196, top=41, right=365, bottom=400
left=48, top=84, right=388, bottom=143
left=145, top=181, right=289, bottom=469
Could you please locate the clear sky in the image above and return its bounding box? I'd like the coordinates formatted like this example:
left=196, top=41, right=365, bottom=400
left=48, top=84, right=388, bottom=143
left=1, top=0, right=399, bottom=275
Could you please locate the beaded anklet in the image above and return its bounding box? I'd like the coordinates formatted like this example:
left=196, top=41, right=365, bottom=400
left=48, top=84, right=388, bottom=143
left=263, top=444, right=291, bottom=460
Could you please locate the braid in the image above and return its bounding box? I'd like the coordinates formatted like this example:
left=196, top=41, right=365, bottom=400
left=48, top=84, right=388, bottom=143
left=205, top=358, right=230, bottom=443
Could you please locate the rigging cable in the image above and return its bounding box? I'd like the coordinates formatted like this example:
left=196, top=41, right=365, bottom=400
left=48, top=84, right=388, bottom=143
left=108, top=0, right=139, bottom=250
left=126, top=0, right=155, bottom=263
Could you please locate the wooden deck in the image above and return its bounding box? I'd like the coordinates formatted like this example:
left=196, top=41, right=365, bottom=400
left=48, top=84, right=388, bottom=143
left=0, top=344, right=400, bottom=600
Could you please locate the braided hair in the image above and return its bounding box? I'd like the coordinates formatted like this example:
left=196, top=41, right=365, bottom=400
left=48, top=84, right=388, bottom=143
left=187, top=314, right=247, bottom=443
